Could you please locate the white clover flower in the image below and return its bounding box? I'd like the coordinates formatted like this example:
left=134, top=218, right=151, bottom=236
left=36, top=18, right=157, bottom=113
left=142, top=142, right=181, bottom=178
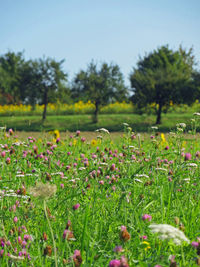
left=176, top=123, right=186, bottom=128
left=134, top=178, right=143, bottom=183
left=78, top=167, right=86, bottom=170
left=95, top=128, right=109, bottom=134
left=135, top=174, right=149, bottom=178
left=149, top=224, right=190, bottom=245
left=186, top=163, right=198, bottom=168
left=16, top=174, right=25, bottom=177
left=177, top=127, right=183, bottom=132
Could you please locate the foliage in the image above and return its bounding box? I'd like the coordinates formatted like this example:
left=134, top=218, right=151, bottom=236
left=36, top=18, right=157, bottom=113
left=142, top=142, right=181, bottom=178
left=0, top=51, right=25, bottom=104
left=72, top=61, right=128, bottom=122
left=130, top=45, right=196, bottom=124
left=22, top=57, right=68, bottom=120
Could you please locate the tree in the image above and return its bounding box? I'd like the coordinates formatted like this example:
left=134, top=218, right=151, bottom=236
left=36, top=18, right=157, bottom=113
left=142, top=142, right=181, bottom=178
left=0, top=51, right=25, bottom=104
left=20, top=57, right=68, bottom=120
left=130, top=45, right=195, bottom=124
left=72, top=61, right=128, bottom=122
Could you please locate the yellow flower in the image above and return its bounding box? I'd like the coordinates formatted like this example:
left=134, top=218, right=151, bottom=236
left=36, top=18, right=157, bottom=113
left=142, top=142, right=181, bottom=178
left=91, top=139, right=97, bottom=146
left=161, top=133, right=166, bottom=143
left=142, top=241, right=151, bottom=251
left=73, top=139, right=77, bottom=146
left=53, top=130, right=60, bottom=139
left=160, top=133, right=168, bottom=148
left=181, top=141, right=186, bottom=148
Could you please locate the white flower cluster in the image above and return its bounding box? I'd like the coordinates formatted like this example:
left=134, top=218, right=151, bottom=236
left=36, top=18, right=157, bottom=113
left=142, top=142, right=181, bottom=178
left=149, top=224, right=190, bottom=245
left=95, top=128, right=110, bottom=134
left=176, top=123, right=186, bottom=128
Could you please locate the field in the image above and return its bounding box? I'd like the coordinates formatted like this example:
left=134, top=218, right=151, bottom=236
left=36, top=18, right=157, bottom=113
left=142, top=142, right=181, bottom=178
left=1, top=122, right=200, bottom=266
left=0, top=112, right=198, bottom=133
left=0, top=101, right=200, bottom=132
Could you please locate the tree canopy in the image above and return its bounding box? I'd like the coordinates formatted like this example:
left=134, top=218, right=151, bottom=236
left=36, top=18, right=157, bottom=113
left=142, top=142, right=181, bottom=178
left=130, top=45, right=196, bottom=124
left=0, top=51, right=25, bottom=104
left=72, top=61, right=128, bottom=122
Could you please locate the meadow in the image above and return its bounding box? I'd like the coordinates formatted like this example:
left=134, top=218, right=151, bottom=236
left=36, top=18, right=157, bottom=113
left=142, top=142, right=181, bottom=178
left=1, top=119, right=200, bottom=266
left=0, top=101, right=200, bottom=133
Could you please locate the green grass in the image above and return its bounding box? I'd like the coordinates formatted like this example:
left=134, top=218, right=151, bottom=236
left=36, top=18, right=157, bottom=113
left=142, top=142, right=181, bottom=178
left=1, top=127, right=200, bottom=266
left=0, top=112, right=197, bottom=132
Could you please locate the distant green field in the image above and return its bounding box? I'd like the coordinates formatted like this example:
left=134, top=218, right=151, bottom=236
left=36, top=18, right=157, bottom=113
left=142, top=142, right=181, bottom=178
left=0, top=112, right=198, bottom=132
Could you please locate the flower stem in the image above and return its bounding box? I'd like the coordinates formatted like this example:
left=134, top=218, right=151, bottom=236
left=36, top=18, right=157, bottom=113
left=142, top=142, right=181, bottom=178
left=43, top=200, right=57, bottom=267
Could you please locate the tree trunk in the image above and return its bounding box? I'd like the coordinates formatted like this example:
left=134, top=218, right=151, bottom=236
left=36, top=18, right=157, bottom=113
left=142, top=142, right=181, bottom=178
left=156, top=103, right=162, bottom=124
left=42, top=90, right=48, bottom=121
left=93, top=100, right=100, bottom=123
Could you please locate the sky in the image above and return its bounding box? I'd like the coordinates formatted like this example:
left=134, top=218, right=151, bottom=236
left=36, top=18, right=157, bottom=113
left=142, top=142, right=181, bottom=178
left=0, top=0, right=200, bottom=86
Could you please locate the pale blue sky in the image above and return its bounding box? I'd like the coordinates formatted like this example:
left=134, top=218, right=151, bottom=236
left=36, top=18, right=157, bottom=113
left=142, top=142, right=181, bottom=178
left=0, top=0, right=200, bottom=85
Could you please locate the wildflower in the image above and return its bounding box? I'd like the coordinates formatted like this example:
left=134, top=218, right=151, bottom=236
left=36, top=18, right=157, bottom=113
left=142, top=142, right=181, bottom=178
left=76, top=130, right=81, bottom=136
left=120, top=256, right=129, bottom=267
left=73, top=250, right=82, bottom=267
left=149, top=224, right=190, bottom=245
left=140, top=235, right=148, bottom=240
left=142, top=214, right=152, bottom=222
left=96, top=128, right=110, bottom=134
left=1, top=151, right=6, bottom=157
left=6, top=157, right=11, bottom=164
left=169, top=255, right=177, bottom=267
left=13, top=216, right=18, bottom=223
left=135, top=174, right=149, bottom=178
left=191, top=241, right=199, bottom=248
left=120, top=226, right=131, bottom=242
left=195, top=151, right=200, bottom=158
left=0, top=249, right=4, bottom=257
left=73, top=203, right=80, bottom=210
left=109, top=256, right=129, bottom=267
left=184, top=153, right=192, bottom=161
left=44, top=245, right=52, bottom=256
left=113, top=245, right=124, bottom=253
left=142, top=240, right=151, bottom=250
left=9, top=128, right=14, bottom=135
left=53, top=130, right=60, bottom=139
left=186, top=163, right=197, bottom=168
left=29, top=182, right=57, bottom=199
left=109, top=259, right=121, bottom=267
left=193, top=112, right=200, bottom=116
left=91, top=139, right=97, bottom=146
left=176, top=123, right=186, bottom=128
left=63, top=229, right=74, bottom=240
left=110, top=163, right=116, bottom=171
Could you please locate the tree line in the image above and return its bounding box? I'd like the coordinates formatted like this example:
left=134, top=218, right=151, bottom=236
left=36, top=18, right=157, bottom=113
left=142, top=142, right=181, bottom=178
left=0, top=45, right=200, bottom=124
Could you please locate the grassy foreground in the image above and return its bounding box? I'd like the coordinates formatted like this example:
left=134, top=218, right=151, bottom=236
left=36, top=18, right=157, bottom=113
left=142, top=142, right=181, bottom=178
left=1, top=124, right=200, bottom=266
left=0, top=112, right=197, bottom=132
